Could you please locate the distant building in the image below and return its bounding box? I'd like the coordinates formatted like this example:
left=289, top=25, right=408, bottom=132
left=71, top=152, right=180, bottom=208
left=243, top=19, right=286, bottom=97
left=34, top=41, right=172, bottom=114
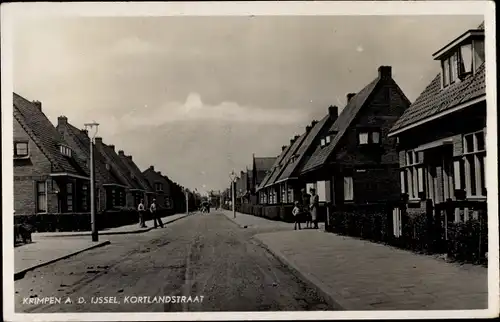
left=143, top=165, right=173, bottom=210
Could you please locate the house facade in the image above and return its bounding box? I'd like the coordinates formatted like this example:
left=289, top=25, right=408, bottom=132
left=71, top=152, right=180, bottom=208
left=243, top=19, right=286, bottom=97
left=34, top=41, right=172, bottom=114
left=299, top=66, right=411, bottom=205
left=388, top=22, right=486, bottom=219
left=57, top=117, right=131, bottom=212
left=143, top=165, right=173, bottom=210
left=13, top=93, right=90, bottom=215
left=251, top=155, right=276, bottom=203
left=260, top=105, right=340, bottom=205
left=118, top=150, right=156, bottom=207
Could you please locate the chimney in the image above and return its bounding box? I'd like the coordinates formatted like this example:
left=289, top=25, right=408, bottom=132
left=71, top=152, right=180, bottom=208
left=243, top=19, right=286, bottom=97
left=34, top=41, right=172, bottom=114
left=306, top=125, right=312, bottom=133
left=290, top=138, right=296, bottom=145
left=127, top=155, right=132, bottom=161
left=281, top=145, right=287, bottom=151
left=108, top=145, right=115, bottom=151
left=149, top=165, right=155, bottom=171
left=158, top=171, right=162, bottom=176
left=32, top=100, right=42, bottom=111
left=378, top=66, right=392, bottom=79
left=118, top=150, right=125, bottom=156
left=294, top=135, right=300, bottom=141
left=57, top=116, right=68, bottom=126
left=311, top=120, right=318, bottom=127
left=94, top=137, right=103, bottom=145
left=346, top=93, right=356, bottom=103
left=328, top=105, right=339, bottom=121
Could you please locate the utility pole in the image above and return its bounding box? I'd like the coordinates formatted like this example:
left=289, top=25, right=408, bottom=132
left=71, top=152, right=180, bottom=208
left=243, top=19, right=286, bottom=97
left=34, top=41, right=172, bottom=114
left=229, top=170, right=237, bottom=219
left=84, top=122, right=99, bottom=242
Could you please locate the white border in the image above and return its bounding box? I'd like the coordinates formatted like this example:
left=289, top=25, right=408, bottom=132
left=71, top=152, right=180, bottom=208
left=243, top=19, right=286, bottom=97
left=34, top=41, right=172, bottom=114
left=2, top=1, right=498, bottom=321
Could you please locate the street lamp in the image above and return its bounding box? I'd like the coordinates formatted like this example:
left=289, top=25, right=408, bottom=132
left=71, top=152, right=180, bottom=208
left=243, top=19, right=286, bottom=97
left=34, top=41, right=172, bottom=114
left=229, top=170, right=237, bottom=218
left=84, top=122, right=99, bottom=242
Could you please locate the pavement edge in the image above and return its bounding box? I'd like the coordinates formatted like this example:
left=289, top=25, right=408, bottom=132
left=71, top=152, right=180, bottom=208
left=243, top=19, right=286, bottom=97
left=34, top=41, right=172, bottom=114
left=14, top=240, right=111, bottom=281
left=251, top=235, right=347, bottom=311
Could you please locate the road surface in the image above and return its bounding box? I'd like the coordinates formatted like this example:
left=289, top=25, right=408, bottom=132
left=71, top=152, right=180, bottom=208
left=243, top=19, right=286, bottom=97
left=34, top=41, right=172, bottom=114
left=15, top=211, right=335, bottom=312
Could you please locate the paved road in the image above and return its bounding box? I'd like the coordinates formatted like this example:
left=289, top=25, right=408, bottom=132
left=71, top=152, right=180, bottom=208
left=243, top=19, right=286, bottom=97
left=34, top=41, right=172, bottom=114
left=15, top=211, right=334, bottom=312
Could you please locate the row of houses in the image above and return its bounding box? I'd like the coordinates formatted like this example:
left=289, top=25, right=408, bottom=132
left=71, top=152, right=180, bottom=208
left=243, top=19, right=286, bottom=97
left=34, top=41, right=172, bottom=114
left=13, top=93, right=194, bottom=216
left=228, top=22, right=487, bottom=218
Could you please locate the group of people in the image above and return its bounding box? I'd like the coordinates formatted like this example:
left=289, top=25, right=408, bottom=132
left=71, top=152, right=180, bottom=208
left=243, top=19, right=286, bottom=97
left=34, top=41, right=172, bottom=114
left=292, top=187, right=320, bottom=230
left=137, top=198, right=164, bottom=229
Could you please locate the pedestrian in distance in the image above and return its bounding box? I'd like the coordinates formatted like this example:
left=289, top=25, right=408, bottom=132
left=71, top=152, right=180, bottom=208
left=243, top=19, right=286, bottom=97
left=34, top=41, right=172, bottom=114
left=150, top=199, right=164, bottom=229
left=309, top=188, right=320, bottom=229
left=138, top=199, right=147, bottom=228
left=292, top=201, right=302, bottom=230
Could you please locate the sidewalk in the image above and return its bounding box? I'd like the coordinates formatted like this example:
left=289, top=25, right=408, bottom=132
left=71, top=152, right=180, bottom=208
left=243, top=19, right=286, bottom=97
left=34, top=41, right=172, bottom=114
left=254, top=228, right=488, bottom=310
left=15, top=238, right=110, bottom=280
left=220, top=209, right=298, bottom=230
left=33, top=212, right=190, bottom=239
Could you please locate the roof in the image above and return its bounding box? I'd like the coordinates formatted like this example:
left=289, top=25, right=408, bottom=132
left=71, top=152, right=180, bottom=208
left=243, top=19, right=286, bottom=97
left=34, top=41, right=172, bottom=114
left=258, top=144, right=293, bottom=190
left=390, top=63, right=486, bottom=134
left=96, top=143, right=141, bottom=189
left=13, top=93, right=89, bottom=176
left=273, top=129, right=312, bottom=184
left=61, top=122, right=124, bottom=186
left=254, top=157, right=277, bottom=172
left=277, top=115, right=331, bottom=182
left=301, top=77, right=381, bottom=173
left=142, top=168, right=172, bottom=195
left=119, top=154, right=154, bottom=192
left=390, top=22, right=486, bottom=134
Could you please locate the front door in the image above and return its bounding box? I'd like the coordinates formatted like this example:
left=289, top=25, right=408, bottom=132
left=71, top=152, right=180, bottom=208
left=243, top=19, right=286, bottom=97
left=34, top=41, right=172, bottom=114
left=425, top=147, right=454, bottom=205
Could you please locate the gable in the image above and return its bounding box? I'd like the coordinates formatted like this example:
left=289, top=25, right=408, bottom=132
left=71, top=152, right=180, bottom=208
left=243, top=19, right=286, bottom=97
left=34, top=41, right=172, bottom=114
left=13, top=117, right=52, bottom=173
left=258, top=144, right=293, bottom=189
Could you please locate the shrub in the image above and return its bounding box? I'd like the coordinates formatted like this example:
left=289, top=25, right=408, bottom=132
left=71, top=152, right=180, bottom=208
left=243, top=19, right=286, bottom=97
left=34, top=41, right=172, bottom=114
left=447, top=218, right=487, bottom=264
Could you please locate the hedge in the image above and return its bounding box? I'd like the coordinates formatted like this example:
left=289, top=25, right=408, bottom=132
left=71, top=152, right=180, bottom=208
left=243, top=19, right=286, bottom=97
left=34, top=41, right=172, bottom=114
left=14, top=208, right=176, bottom=233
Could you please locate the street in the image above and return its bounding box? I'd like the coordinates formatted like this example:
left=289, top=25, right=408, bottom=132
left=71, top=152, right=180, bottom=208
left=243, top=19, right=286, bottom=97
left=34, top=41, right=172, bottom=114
left=15, top=211, right=334, bottom=312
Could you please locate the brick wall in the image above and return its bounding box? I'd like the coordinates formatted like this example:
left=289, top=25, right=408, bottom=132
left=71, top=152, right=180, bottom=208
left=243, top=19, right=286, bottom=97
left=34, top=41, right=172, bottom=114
left=13, top=117, right=53, bottom=215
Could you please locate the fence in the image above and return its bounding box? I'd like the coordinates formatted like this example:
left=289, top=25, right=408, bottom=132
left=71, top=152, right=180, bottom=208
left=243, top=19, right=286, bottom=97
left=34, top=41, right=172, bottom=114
left=325, top=199, right=488, bottom=265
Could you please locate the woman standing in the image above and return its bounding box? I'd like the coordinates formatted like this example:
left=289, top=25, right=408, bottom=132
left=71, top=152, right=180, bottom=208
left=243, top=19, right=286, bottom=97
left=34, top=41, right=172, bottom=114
left=309, top=188, right=319, bottom=229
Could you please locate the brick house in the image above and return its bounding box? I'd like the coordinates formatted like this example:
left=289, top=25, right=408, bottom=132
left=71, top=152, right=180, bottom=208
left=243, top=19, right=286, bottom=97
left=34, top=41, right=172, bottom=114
left=299, top=66, right=411, bottom=205
left=259, top=105, right=340, bottom=205
left=251, top=155, right=277, bottom=203
left=94, top=138, right=145, bottom=209
left=388, top=22, right=486, bottom=218
left=118, top=150, right=156, bottom=207
left=57, top=117, right=131, bottom=212
left=13, top=93, right=90, bottom=215
left=143, top=165, right=173, bottom=210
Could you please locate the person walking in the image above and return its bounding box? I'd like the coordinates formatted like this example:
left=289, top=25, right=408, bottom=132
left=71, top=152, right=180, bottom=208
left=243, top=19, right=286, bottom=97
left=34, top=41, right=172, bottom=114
left=292, top=201, right=302, bottom=230
left=309, top=188, right=319, bottom=229
left=150, top=198, right=164, bottom=228
left=301, top=188, right=311, bottom=228
left=138, top=199, right=147, bottom=228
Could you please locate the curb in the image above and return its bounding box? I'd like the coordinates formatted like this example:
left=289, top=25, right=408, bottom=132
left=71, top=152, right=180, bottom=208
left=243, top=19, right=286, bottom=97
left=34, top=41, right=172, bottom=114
left=34, top=214, right=191, bottom=238
left=14, top=240, right=111, bottom=281
left=251, top=235, right=346, bottom=311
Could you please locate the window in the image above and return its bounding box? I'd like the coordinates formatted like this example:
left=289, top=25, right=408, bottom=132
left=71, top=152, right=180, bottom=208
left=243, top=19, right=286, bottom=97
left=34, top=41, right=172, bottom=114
left=14, top=141, right=29, bottom=157
left=155, top=183, right=163, bottom=192
left=281, top=184, right=286, bottom=203
left=443, top=58, right=450, bottom=86
left=36, top=181, right=47, bottom=212
left=359, top=132, right=369, bottom=145
left=325, top=135, right=331, bottom=144
left=343, top=177, right=353, bottom=201
left=60, top=145, right=72, bottom=157
left=474, top=39, right=485, bottom=68
left=450, top=52, right=459, bottom=84
left=401, top=150, right=425, bottom=200
left=118, top=189, right=125, bottom=206
left=287, top=187, right=294, bottom=203
left=320, top=138, right=326, bottom=147
left=463, top=131, right=486, bottom=197
left=459, top=43, right=473, bottom=75
left=371, top=131, right=381, bottom=144
left=67, top=183, right=74, bottom=212
left=442, top=40, right=484, bottom=88
left=81, top=184, right=89, bottom=211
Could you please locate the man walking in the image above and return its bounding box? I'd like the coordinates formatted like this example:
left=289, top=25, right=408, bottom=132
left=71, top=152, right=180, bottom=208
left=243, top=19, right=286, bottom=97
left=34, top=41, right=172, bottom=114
left=138, top=199, right=147, bottom=228
left=301, top=188, right=311, bottom=228
left=150, top=199, right=164, bottom=228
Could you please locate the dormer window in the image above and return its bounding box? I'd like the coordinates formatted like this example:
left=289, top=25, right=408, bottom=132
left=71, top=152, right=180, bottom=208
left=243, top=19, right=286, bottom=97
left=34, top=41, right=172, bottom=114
left=435, top=29, right=485, bottom=88
left=59, top=144, right=72, bottom=157
left=320, top=138, right=326, bottom=147
left=325, top=135, right=331, bottom=144
left=14, top=141, right=29, bottom=158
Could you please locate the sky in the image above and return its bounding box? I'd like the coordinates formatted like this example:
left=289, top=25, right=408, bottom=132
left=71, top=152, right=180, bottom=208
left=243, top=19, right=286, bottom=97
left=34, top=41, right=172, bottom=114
left=12, top=14, right=484, bottom=194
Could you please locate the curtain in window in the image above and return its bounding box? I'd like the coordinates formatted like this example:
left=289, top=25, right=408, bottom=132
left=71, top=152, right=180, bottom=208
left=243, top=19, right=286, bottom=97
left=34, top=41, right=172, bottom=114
left=359, top=133, right=369, bottom=144
left=460, top=44, right=473, bottom=74
left=450, top=52, right=458, bottom=82
left=37, top=181, right=47, bottom=212
left=443, top=58, right=450, bottom=86
left=343, top=177, right=353, bottom=201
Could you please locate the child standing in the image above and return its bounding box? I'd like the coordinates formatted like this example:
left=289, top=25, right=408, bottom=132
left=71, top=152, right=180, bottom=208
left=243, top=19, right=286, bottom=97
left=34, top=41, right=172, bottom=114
left=292, top=201, right=302, bottom=230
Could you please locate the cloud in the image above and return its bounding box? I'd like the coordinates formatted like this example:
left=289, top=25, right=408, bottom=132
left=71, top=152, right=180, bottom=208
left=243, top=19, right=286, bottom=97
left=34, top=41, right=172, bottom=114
left=117, top=92, right=309, bottom=128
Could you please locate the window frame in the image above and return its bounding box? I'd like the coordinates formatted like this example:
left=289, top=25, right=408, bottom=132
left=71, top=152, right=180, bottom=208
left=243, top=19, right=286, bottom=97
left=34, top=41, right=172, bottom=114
left=401, top=150, right=425, bottom=200
left=81, top=184, right=89, bottom=212
left=66, top=182, right=74, bottom=212
left=343, top=176, right=354, bottom=202
left=36, top=181, right=48, bottom=213
left=462, top=130, right=486, bottom=198
left=358, top=132, right=369, bottom=145
left=155, top=182, right=163, bottom=192
left=14, top=141, right=29, bottom=158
